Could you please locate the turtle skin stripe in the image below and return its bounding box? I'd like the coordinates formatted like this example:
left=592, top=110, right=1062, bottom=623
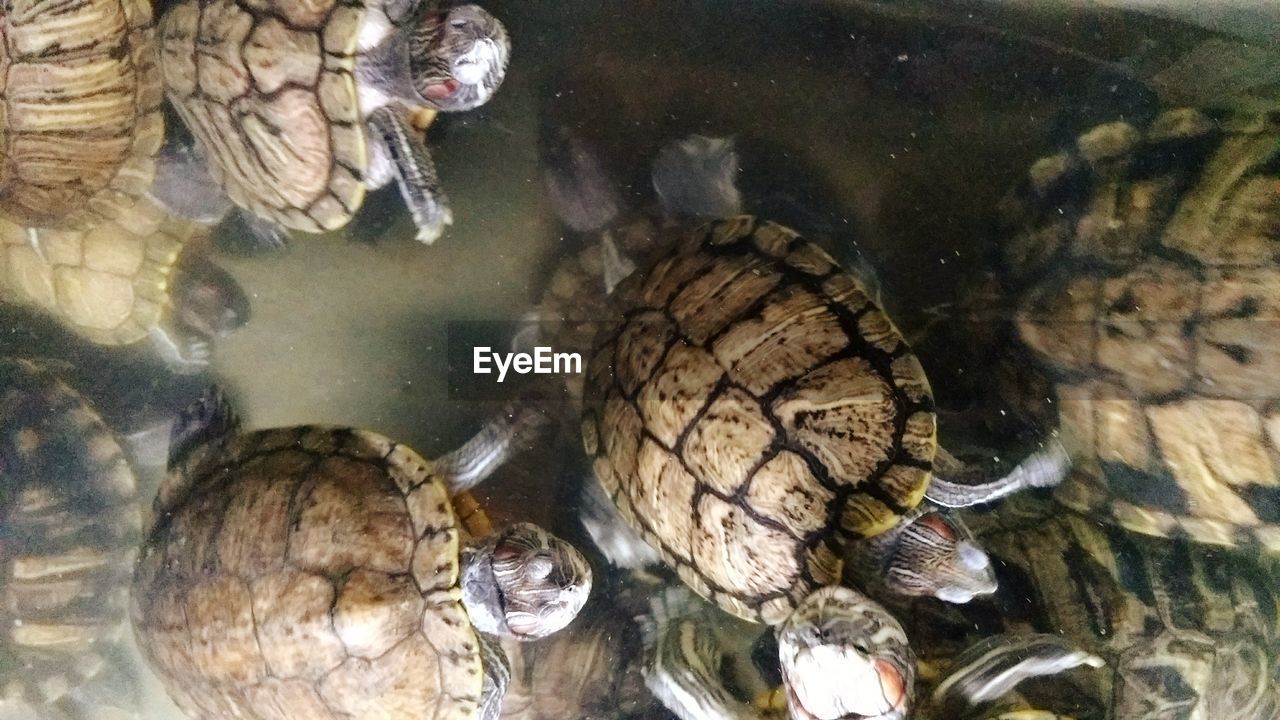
left=585, top=216, right=936, bottom=625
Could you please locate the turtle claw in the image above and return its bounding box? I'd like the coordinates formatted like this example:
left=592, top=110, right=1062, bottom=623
left=149, top=326, right=211, bottom=375
left=413, top=203, right=453, bottom=244
left=367, top=105, right=453, bottom=245
left=26, top=227, right=48, bottom=263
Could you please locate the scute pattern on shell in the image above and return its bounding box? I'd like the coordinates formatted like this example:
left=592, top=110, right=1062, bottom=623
left=530, top=217, right=663, bottom=408
left=0, top=359, right=143, bottom=716
left=158, top=0, right=369, bottom=232
left=0, top=197, right=197, bottom=346
left=584, top=216, right=936, bottom=625
left=997, top=109, right=1280, bottom=551
left=0, top=0, right=163, bottom=229
left=131, top=426, right=486, bottom=720
left=904, top=498, right=1280, bottom=720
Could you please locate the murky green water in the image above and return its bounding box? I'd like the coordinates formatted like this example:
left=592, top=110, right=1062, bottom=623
left=2, top=1, right=1278, bottom=719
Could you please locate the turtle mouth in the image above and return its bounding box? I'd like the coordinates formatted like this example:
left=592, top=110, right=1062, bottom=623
left=783, top=647, right=905, bottom=720
left=786, top=681, right=822, bottom=720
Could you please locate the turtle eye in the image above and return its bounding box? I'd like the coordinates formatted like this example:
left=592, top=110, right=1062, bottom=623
left=527, top=553, right=554, bottom=580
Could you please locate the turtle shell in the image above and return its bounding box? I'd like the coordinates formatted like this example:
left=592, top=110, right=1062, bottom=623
left=0, top=196, right=199, bottom=346
left=0, top=358, right=142, bottom=716
left=997, top=109, right=1280, bottom=551
left=582, top=216, right=937, bottom=625
left=130, top=425, right=488, bottom=720
left=157, top=0, right=371, bottom=233
left=0, top=0, right=162, bottom=229
left=901, top=497, right=1280, bottom=720
left=530, top=216, right=664, bottom=409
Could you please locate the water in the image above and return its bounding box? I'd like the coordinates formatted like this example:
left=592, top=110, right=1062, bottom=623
left=1, top=0, right=1278, bottom=718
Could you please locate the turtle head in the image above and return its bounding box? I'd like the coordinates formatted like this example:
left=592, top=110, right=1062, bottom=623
left=171, top=260, right=250, bottom=340
left=776, top=587, right=915, bottom=720
left=651, top=134, right=743, bottom=222
left=409, top=5, right=510, bottom=112
left=885, top=511, right=997, bottom=604
left=461, top=522, right=591, bottom=640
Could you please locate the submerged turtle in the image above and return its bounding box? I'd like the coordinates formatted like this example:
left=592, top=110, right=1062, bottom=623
left=131, top=390, right=592, bottom=720
left=0, top=359, right=147, bottom=719
left=497, top=570, right=665, bottom=720
left=991, top=108, right=1280, bottom=551
left=899, top=495, right=1280, bottom=720
left=643, top=584, right=1100, bottom=720
left=518, top=132, right=745, bottom=410
left=0, top=0, right=162, bottom=231
left=582, top=215, right=1071, bottom=627
left=0, top=198, right=250, bottom=372
left=157, top=0, right=510, bottom=244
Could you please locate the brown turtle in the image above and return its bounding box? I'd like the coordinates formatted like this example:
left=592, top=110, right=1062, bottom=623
left=0, top=198, right=249, bottom=372
left=131, top=390, right=592, bottom=720
left=897, top=494, right=1280, bottom=720
left=0, top=358, right=146, bottom=719
left=992, top=108, right=1280, bottom=552
left=0, top=0, right=162, bottom=231
left=582, top=216, right=1071, bottom=627
left=157, top=0, right=510, bottom=244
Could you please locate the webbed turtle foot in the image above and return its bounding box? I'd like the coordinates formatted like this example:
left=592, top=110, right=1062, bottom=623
left=149, top=326, right=211, bottom=375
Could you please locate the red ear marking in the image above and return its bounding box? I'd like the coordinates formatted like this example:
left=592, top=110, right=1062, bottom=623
left=874, top=659, right=908, bottom=711
left=918, top=512, right=958, bottom=541
left=423, top=79, right=460, bottom=100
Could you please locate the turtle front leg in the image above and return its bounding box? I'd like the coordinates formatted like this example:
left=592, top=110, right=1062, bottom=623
left=925, top=437, right=1072, bottom=508
left=476, top=632, right=511, bottom=720
left=366, top=106, right=453, bottom=244
left=148, top=324, right=210, bottom=376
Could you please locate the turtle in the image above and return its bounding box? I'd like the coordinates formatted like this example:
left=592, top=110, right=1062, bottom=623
left=130, top=388, right=592, bottom=720
left=0, top=196, right=250, bottom=372
left=581, top=215, right=1073, bottom=628
left=642, top=584, right=1101, bottom=720
left=0, top=0, right=162, bottom=232
left=0, top=358, right=150, bottom=719
left=496, top=569, right=668, bottom=720
left=986, top=107, right=1280, bottom=552
left=156, top=0, right=511, bottom=245
left=894, top=494, right=1280, bottom=720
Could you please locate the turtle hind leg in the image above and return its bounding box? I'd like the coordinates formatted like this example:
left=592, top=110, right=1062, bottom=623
left=367, top=106, right=453, bottom=244
left=218, top=210, right=290, bottom=255
left=151, top=140, right=289, bottom=254
left=476, top=632, right=511, bottom=720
